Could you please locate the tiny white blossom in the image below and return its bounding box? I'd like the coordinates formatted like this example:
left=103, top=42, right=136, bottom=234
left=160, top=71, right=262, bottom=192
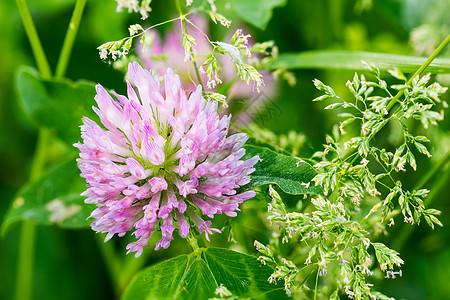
left=345, top=286, right=355, bottom=299
left=128, top=24, right=143, bottom=36
left=388, top=218, right=395, bottom=227
left=116, top=0, right=151, bottom=19
left=214, top=284, right=232, bottom=297
left=99, top=48, right=108, bottom=60
left=215, top=42, right=244, bottom=64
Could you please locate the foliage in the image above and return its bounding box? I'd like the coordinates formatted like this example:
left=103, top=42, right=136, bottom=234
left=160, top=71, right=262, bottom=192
left=123, top=248, right=288, bottom=300
left=2, top=158, right=92, bottom=234
left=269, top=51, right=450, bottom=74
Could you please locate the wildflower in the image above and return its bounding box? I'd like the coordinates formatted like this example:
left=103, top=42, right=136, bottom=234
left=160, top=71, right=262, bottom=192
left=74, top=62, right=259, bottom=257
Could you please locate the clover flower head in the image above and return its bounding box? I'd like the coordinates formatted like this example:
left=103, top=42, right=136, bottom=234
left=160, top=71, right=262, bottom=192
left=74, top=62, right=258, bottom=257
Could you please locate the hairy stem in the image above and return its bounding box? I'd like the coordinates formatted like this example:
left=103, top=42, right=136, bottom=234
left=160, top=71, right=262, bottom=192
left=16, top=0, right=52, bottom=78
left=55, top=0, right=87, bottom=78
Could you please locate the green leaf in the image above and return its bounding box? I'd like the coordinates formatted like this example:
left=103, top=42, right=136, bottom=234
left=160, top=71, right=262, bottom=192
left=204, top=248, right=287, bottom=298
left=269, top=51, right=450, bottom=74
left=241, top=145, right=321, bottom=195
left=2, top=158, right=91, bottom=235
left=122, top=248, right=288, bottom=300
left=231, top=0, right=287, bottom=30
left=122, top=255, right=190, bottom=300
left=15, top=67, right=98, bottom=146
left=177, top=259, right=217, bottom=299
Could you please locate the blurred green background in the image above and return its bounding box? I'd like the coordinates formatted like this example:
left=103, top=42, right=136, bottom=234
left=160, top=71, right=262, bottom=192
left=0, top=0, right=449, bottom=299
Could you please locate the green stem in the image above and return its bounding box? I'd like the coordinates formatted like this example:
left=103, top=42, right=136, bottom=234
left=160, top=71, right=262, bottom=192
left=415, top=150, right=450, bottom=197
left=14, top=0, right=88, bottom=298
left=55, top=0, right=87, bottom=78
left=422, top=163, right=450, bottom=207
left=29, top=129, right=50, bottom=179
left=15, top=222, right=36, bottom=300
left=14, top=0, right=53, bottom=294
left=386, top=34, right=450, bottom=111
left=174, top=0, right=184, bottom=21
left=186, top=232, right=200, bottom=252
left=15, top=0, right=52, bottom=78
left=96, top=234, right=150, bottom=297
left=192, top=55, right=206, bottom=92
left=95, top=235, right=122, bottom=298
left=117, top=251, right=150, bottom=293
left=15, top=129, right=50, bottom=300
left=175, top=0, right=206, bottom=91
left=313, top=266, right=319, bottom=300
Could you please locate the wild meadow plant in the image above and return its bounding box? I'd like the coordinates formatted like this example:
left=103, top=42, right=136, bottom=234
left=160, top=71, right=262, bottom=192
left=3, top=0, right=449, bottom=299
left=255, top=62, right=447, bottom=299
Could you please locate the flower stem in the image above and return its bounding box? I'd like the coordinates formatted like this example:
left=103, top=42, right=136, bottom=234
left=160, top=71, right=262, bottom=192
left=96, top=234, right=151, bottom=297
left=192, top=54, right=206, bottom=92
left=55, top=0, right=87, bottom=78
left=15, top=0, right=52, bottom=79
left=95, top=235, right=123, bottom=297
left=15, top=1, right=52, bottom=298
left=14, top=0, right=87, bottom=299
left=313, top=266, right=319, bottom=300
left=117, top=251, right=150, bottom=293
left=15, top=129, right=50, bottom=300
left=15, top=222, right=36, bottom=300
left=186, top=231, right=200, bottom=252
